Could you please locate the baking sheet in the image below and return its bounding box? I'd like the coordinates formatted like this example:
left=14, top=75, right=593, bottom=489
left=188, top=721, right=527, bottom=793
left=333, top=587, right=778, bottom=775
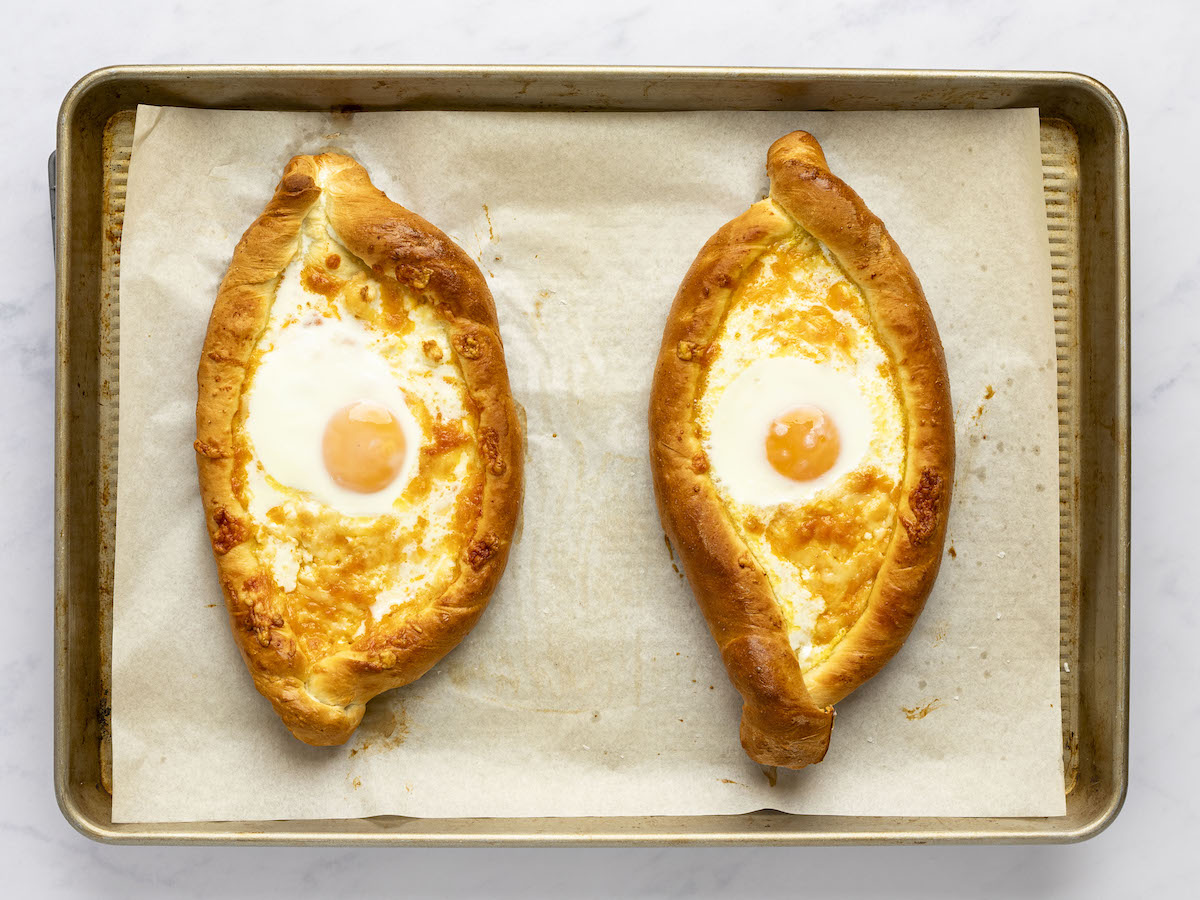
left=111, top=105, right=1064, bottom=823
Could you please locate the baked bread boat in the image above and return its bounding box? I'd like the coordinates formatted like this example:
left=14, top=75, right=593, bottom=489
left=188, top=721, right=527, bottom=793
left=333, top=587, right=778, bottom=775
left=649, top=132, right=953, bottom=768
left=196, top=153, right=522, bottom=745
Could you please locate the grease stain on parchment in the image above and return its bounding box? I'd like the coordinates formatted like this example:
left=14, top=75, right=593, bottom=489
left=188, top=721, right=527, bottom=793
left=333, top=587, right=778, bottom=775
left=348, top=702, right=410, bottom=758
left=931, top=621, right=950, bottom=647
left=901, top=698, right=943, bottom=721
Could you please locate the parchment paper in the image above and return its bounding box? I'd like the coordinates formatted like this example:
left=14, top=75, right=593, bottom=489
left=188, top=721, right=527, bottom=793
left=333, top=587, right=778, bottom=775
left=112, top=105, right=1064, bottom=823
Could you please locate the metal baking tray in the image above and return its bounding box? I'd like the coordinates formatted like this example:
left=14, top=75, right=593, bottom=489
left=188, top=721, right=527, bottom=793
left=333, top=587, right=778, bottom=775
left=54, top=66, right=1129, bottom=845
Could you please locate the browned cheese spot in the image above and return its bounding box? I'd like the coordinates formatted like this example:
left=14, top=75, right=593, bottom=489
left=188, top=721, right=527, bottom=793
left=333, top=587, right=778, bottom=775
left=479, top=426, right=507, bottom=476
left=422, top=339, right=444, bottom=363
left=395, top=264, right=433, bottom=290
left=902, top=468, right=945, bottom=545
left=466, top=533, right=500, bottom=570
left=301, top=262, right=342, bottom=298
left=454, top=331, right=484, bottom=360
left=194, top=438, right=231, bottom=460
left=211, top=507, right=247, bottom=555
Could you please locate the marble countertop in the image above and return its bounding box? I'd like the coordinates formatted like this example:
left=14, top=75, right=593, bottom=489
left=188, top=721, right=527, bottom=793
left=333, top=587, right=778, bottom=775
left=3, top=0, right=1186, bottom=896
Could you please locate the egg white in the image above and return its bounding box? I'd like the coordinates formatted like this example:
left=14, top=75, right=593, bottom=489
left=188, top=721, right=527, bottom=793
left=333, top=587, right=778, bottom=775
left=706, top=357, right=873, bottom=508
left=244, top=297, right=421, bottom=517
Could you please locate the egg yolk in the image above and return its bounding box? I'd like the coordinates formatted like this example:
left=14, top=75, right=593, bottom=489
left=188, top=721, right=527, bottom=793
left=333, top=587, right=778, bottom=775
left=765, top=405, right=840, bottom=482
left=322, top=401, right=407, bottom=493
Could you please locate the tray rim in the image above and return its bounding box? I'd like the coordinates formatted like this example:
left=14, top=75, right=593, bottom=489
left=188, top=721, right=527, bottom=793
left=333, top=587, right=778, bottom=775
left=53, top=63, right=1130, bottom=847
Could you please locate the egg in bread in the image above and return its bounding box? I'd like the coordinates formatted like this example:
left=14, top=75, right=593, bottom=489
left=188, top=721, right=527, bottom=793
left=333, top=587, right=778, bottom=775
left=649, top=132, right=953, bottom=769
left=196, top=153, right=522, bottom=746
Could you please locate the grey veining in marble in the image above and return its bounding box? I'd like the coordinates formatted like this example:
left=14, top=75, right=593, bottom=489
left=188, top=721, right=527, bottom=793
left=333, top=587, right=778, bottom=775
left=3, top=0, right=1192, bottom=895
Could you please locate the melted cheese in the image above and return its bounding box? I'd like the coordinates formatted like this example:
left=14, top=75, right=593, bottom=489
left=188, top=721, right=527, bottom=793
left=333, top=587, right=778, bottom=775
left=697, top=231, right=906, bottom=669
left=231, top=199, right=483, bottom=661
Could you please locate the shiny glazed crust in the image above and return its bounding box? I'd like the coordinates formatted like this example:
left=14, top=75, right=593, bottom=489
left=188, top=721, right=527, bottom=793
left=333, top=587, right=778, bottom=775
left=195, top=154, right=523, bottom=746
left=648, top=132, right=954, bottom=769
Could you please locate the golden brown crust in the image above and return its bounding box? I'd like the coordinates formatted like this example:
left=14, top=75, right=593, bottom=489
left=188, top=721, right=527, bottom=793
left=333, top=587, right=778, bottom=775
left=196, top=154, right=523, bottom=746
left=648, top=132, right=954, bottom=768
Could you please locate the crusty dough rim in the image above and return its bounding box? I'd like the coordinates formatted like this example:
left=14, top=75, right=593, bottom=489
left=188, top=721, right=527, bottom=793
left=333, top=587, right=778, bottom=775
left=195, top=153, right=523, bottom=746
left=648, top=131, right=954, bottom=768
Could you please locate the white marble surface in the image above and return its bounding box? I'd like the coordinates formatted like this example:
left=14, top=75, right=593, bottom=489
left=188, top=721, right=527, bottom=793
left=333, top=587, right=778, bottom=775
left=2, top=0, right=1188, bottom=895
